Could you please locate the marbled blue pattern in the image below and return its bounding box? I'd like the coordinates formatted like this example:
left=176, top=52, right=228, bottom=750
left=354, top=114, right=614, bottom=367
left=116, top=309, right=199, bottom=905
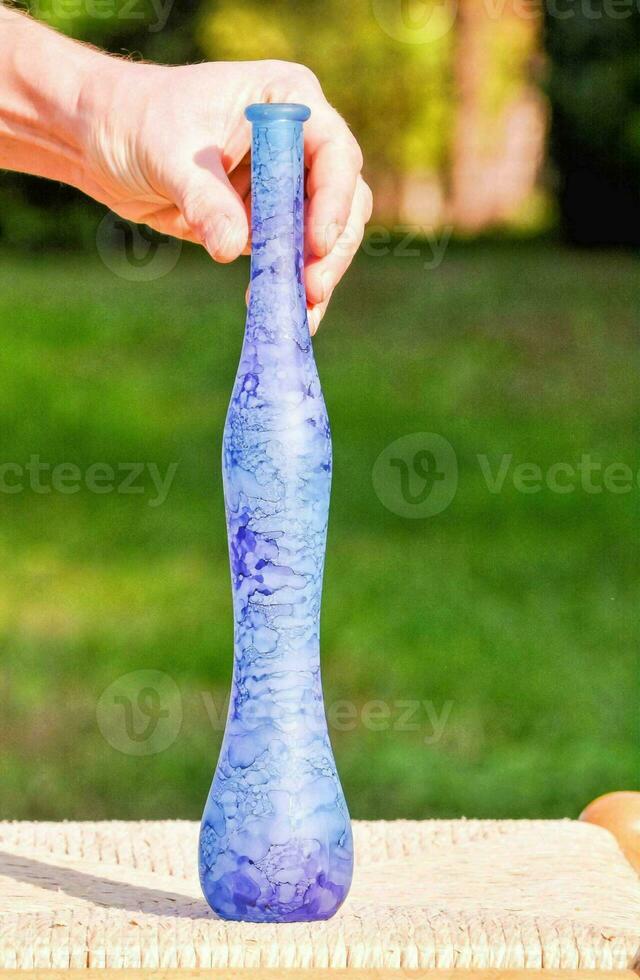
left=198, top=104, right=354, bottom=923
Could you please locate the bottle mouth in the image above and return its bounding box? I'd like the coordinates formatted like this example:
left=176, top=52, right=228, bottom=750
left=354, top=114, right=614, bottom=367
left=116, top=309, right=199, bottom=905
left=245, top=103, right=311, bottom=124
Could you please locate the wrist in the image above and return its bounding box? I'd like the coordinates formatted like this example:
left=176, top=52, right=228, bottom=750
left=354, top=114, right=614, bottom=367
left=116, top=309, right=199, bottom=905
left=75, top=52, right=166, bottom=200
left=0, top=9, right=106, bottom=186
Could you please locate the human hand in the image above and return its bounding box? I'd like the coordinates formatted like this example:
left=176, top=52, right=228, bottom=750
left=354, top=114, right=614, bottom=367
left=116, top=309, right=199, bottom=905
left=79, top=58, right=372, bottom=332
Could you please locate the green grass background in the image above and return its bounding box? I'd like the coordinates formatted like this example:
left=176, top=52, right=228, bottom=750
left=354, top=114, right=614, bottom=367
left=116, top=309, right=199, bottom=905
left=0, top=239, right=637, bottom=821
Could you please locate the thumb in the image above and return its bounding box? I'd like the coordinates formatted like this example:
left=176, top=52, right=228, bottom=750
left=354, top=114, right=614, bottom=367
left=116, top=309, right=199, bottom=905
left=179, top=150, right=248, bottom=263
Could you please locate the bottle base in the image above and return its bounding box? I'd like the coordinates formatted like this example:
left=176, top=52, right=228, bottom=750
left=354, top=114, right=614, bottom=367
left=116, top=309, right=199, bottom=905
left=200, top=874, right=351, bottom=923
left=207, top=905, right=346, bottom=923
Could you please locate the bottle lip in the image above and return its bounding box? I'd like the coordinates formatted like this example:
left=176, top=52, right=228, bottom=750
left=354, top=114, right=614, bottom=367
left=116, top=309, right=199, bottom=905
left=245, top=103, right=311, bottom=124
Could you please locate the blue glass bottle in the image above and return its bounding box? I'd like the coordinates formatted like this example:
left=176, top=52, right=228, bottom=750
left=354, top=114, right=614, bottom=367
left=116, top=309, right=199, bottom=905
left=198, top=103, right=353, bottom=923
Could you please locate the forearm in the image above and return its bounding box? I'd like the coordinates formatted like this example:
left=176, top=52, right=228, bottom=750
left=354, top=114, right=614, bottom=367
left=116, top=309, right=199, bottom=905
left=0, top=7, right=103, bottom=188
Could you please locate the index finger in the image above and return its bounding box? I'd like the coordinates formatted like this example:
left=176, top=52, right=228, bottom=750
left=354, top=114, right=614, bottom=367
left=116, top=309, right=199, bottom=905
left=304, top=104, right=363, bottom=258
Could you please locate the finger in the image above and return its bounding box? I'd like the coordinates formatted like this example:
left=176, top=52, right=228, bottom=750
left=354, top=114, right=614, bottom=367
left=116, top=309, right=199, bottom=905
left=134, top=204, right=202, bottom=244
left=240, top=186, right=252, bottom=256
left=305, top=175, right=373, bottom=306
left=304, top=105, right=363, bottom=258
left=178, top=147, right=249, bottom=262
left=307, top=296, right=330, bottom=337
left=229, top=158, right=251, bottom=202
left=221, top=127, right=251, bottom=175
left=229, top=158, right=252, bottom=256
left=108, top=199, right=203, bottom=245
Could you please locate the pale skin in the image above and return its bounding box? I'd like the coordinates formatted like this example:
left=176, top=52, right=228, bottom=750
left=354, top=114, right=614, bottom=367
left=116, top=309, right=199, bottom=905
left=0, top=7, right=372, bottom=332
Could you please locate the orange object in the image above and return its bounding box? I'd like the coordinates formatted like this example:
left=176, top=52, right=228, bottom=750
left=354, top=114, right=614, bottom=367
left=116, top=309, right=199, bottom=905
left=580, top=791, right=640, bottom=872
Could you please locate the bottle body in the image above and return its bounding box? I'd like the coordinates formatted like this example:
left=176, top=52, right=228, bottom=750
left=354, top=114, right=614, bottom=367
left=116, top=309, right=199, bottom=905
left=198, top=104, right=353, bottom=923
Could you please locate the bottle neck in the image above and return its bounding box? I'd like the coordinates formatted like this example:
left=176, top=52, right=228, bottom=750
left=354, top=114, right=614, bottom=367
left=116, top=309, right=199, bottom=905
left=248, top=119, right=307, bottom=337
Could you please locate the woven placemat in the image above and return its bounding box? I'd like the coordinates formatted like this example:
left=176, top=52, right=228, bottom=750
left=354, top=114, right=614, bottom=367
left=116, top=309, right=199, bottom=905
left=0, top=819, right=638, bottom=970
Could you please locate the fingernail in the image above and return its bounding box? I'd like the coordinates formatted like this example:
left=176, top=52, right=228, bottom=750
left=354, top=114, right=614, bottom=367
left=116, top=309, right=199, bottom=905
left=207, top=215, right=232, bottom=257
left=308, top=309, right=319, bottom=336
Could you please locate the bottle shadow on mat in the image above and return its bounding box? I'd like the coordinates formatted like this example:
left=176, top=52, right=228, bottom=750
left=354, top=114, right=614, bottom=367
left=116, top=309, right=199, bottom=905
left=0, top=850, right=213, bottom=919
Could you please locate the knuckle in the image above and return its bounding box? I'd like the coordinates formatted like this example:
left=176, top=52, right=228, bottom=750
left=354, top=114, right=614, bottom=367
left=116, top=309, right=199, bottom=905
left=350, top=140, right=364, bottom=173
left=362, top=180, right=374, bottom=220
left=265, top=61, right=323, bottom=105
left=335, top=197, right=351, bottom=224
left=294, top=63, right=321, bottom=89
left=346, top=227, right=363, bottom=260
left=264, top=58, right=298, bottom=74
left=180, top=202, right=207, bottom=243
left=334, top=226, right=358, bottom=263
left=272, top=60, right=319, bottom=90
left=181, top=185, right=206, bottom=216
left=332, top=127, right=363, bottom=172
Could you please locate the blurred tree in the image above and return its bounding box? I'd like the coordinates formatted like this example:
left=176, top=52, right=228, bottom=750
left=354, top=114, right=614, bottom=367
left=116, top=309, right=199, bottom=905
left=449, top=0, right=546, bottom=231
left=197, top=0, right=545, bottom=230
left=197, top=0, right=456, bottom=222
left=544, top=1, right=640, bottom=245
left=23, top=0, right=201, bottom=62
